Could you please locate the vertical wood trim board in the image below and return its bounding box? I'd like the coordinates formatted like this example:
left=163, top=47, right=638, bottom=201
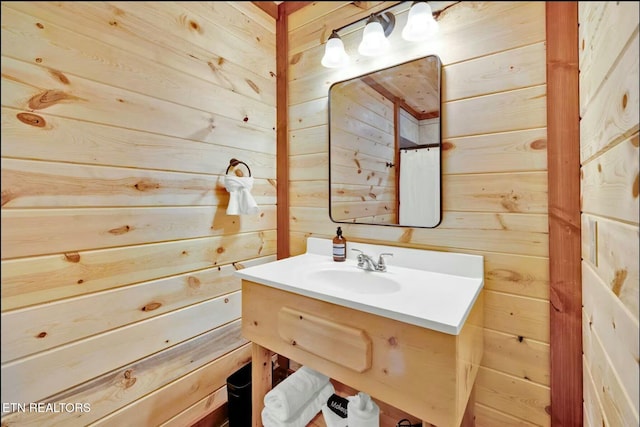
left=546, top=2, right=583, bottom=426
left=277, top=2, right=290, bottom=259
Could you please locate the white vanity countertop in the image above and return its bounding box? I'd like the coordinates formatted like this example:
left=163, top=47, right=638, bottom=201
left=235, top=237, right=484, bottom=335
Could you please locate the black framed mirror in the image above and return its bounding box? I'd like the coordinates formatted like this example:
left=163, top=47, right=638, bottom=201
left=328, top=55, right=442, bottom=227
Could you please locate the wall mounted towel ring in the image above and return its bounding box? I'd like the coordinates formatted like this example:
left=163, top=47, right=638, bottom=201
left=226, top=158, right=252, bottom=177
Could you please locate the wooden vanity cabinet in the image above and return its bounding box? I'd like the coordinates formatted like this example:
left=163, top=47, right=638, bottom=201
left=241, top=280, right=483, bottom=427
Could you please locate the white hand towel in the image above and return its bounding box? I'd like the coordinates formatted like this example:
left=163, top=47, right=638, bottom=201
left=346, top=392, right=380, bottom=427
left=262, top=382, right=334, bottom=427
left=321, top=403, right=348, bottom=427
left=224, top=175, right=259, bottom=215
left=263, top=366, right=330, bottom=421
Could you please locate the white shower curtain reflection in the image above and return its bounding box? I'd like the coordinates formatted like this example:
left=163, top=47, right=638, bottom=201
left=399, top=148, right=440, bottom=227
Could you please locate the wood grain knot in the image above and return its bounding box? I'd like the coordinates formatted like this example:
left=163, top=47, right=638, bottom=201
left=134, top=179, right=159, bottom=191
left=633, top=172, right=639, bottom=198
left=36, top=22, right=44, bottom=29
left=245, top=79, right=260, bottom=94
left=400, top=228, right=413, bottom=243
left=290, top=52, right=303, bottom=65
left=387, top=337, right=398, bottom=347
left=28, top=90, right=77, bottom=110
left=123, top=369, right=137, bottom=388
left=36, top=332, right=48, bottom=339
left=611, top=269, right=628, bottom=296
left=142, top=302, right=162, bottom=312
left=500, top=192, right=521, bottom=212
left=530, top=139, right=547, bottom=150
left=441, top=141, right=454, bottom=151
left=187, top=276, right=201, bottom=288
left=622, top=93, right=628, bottom=109
left=17, top=112, right=46, bottom=127
left=108, top=225, right=131, bottom=235
left=64, top=252, right=81, bottom=263
left=1, top=190, right=15, bottom=207
left=489, top=268, right=523, bottom=283
left=207, top=61, right=218, bottom=73
left=49, top=69, right=70, bottom=84
left=189, top=20, right=202, bottom=33
left=216, top=247, right=225, bottom=254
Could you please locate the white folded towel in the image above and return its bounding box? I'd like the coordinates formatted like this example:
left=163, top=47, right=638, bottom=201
left=224, top=175, right=259, bottom=215
left=347, top=392, right=380, bottom=427
left=321, top=403, right=348, bottom=427
left=263, top=366, right=330, bottom=420
left=262, top=382, right=334, bottom=427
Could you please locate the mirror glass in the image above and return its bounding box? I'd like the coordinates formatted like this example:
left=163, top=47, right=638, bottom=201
left=329, top=55, right=442, bottom=227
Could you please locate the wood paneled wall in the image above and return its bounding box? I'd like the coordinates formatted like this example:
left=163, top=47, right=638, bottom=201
left=578, top=2, right=639, bottom=427
left=1, top=2, right=276, bottom=425
left=287, top=2, right=551, bottom=425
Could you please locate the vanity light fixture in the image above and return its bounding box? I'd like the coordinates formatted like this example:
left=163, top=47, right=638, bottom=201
left=321, top=1, right=438, bottom=68
left=402, top=1, right=439, bottom=41
left=358, top=13, right=395, bottom=57
left=321, top=30, right=349, bottom=68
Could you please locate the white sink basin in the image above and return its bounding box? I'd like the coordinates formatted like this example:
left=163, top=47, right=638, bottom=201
left=305, top=265, right=402, bottom=295
left=235, top=237, right=484, bottom=335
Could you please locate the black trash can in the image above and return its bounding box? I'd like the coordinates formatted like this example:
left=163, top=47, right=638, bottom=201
left=226, top=362, right=252, bottom=426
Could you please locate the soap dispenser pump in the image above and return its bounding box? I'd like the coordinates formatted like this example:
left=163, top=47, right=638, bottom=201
left=333, top=227, right=347, bottom=262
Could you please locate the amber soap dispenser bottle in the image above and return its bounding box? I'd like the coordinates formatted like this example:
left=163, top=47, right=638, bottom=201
left=333, top=227, right=347, bottom=262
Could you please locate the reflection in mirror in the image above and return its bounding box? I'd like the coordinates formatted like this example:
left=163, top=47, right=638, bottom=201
left=329, top=55, right=442, bottom=228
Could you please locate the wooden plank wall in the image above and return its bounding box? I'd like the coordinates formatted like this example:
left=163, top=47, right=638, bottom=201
left=330, top=79, right=397, bottom=223
left=578, top=2, right=639, bottom=427
left=287, top=2, right=551, bottom=425
left=0, top=2, right=276, bottom=425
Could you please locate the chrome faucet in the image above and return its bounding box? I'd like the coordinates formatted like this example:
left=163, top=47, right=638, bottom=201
left=351, top=249, right=393, bottom=272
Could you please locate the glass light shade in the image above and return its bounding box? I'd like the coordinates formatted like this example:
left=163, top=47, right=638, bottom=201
left=402, top=2, right=439, bottom=42
left=358, top=20, right=390, bottom=57
left=321, top=34, right=349, bottom=68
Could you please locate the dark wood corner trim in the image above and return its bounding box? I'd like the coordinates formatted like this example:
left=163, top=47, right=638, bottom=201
left=276, top=3, right=289, bottom=260
left=252, top=1, right=278, bottom=19
left=546, top=2, right=582, bottom=426
left=281, top=2, right=314, bottom=16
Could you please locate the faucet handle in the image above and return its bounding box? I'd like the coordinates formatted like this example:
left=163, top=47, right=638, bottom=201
left=351, top=248, right=365, bottom=266
left=376, top=253, right=394, bottom=271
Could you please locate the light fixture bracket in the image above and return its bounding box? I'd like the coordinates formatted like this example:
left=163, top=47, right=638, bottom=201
left=327, top=30, right=340, bottom=41
left=375, top=12, right=396, bottom=37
